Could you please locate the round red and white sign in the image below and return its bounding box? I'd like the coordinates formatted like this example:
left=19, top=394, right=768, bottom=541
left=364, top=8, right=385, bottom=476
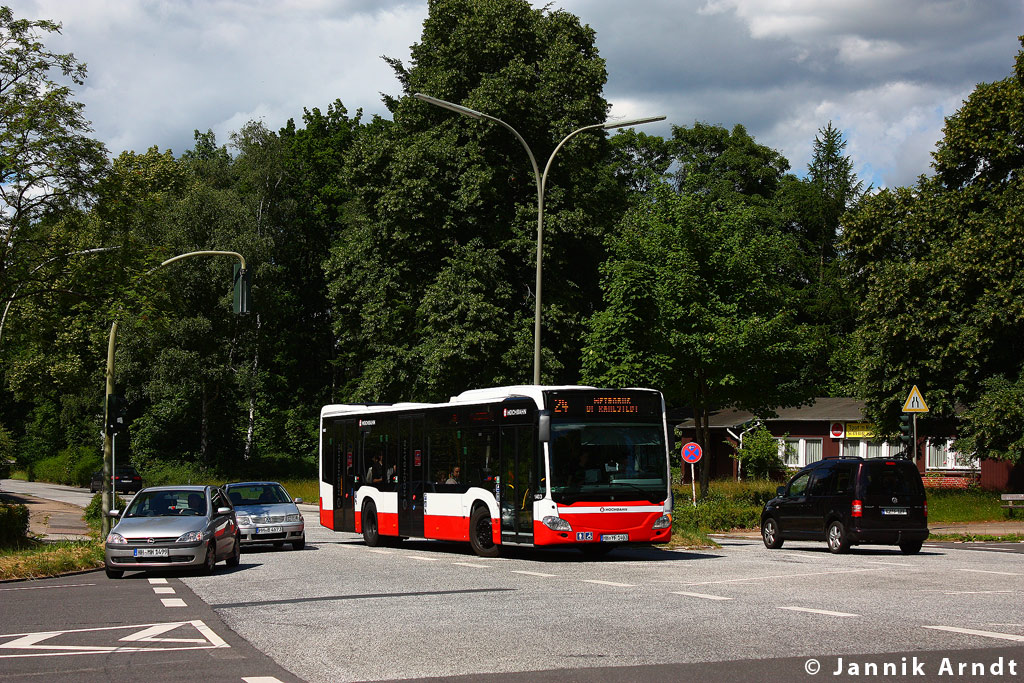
left=830, top=422, right=845, bottom=439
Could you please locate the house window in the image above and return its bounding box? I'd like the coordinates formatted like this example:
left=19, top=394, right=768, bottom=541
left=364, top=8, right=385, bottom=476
left=926, top=438, right=976, bottom=471
left=779, top=438, right=823, bottom=467
left=843, top=440, right=896, bottom=459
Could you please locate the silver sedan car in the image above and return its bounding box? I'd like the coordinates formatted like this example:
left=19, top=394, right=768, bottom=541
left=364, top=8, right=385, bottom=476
left=223, top=481, right=305, bottom=550
left=104, top=485, right=240, bottom=578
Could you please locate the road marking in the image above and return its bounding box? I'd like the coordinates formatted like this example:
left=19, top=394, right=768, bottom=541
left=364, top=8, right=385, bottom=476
left=0, top=583, right=96, bottom=593
left=452, top=562, right=490, bottom=568
left=243, top=678, right=286, bottom=683
left=953, top=568, right=1021, bottom=576
left=923, top=625, right=1024, bottom=642
left=405, top=555, right=440, bottom=562
left=161, top=598, right=187, bottom=608
left=920, top=589, right=1014, bottom=595
left=583, top=580, right=635, bottom=587
left=680, top=567, right=883, bottom=586
left=777, top=606, right=859, bottom=617
left=153, top=587, right=175, bottom=594
left=366, top=549, right=393, bottom=555
left=0, top=620, right=228, bottom=658
left=510, top=570, right=558, bottom=578
left=148, top=578, right=169, bottom=584
left=671, top=591, right=733, bottom=601
left=865, top=561, right=915, bottom=567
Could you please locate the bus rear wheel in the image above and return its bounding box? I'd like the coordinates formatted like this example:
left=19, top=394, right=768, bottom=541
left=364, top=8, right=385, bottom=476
left=469, top=506, right=499, bottom=558
left=362, top=502, right=380, bottom=547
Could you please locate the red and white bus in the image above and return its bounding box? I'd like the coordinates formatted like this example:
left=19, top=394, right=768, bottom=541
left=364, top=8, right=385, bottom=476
left=318, top=386, right=673, bottom=557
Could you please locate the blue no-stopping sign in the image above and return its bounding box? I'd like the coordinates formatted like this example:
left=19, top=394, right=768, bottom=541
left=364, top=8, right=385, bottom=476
left=682, top=442, right=702, bottom=464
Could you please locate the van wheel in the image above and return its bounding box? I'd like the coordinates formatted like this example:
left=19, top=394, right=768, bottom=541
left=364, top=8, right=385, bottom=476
left=826, top=521, right=850, bottom=554
left=899, top=539, right=923, bottom=554
left=469, top=506, right=499, bottom=558
left=362, top=502, right=380, bottom=547
left=761, top=517, right=784, bottom=549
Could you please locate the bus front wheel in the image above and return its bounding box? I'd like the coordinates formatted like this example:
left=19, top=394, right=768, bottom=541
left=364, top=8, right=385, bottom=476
left=469, top=506, right=499, bottom=558
left=362, top=502, right=380, bottom=547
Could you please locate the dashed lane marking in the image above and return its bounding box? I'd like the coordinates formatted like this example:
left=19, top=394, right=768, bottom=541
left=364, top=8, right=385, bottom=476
left=865, top=561, right=916, bottom=567
left=510, top=570, right=558, bottom=578
left=161, top=598, right=187, bottom=608
left=953, top=568, right=1021, bottom=576
left=679, top=567, right=883, bottom=587
left=148, top=578, right=169, bottom=584
left=777, top=606, right=859, bottom=618
left=242, top=678, right=286, bottom=682
left=452, top=562, right=490, bottom=569
left=923, top=625, right=1024, bottom=643
left=153, top=587, right=175, bottom=594
left=671, top=591, right=732, bottom=601
left=406, top=555, right=440, bottom=561
left=583, top=580, right=635, bottom=587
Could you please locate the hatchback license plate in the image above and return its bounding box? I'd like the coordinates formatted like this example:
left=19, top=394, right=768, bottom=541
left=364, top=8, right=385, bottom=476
left=881, top=508, right=908, bottom=516
left=256, top=526, right=283, bottom=534
left=601, top=533, right=628, bottom=542
left=134, top=547, right=168, bottom=558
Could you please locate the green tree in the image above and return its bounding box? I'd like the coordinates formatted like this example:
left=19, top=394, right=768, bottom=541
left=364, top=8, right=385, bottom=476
left=328, top=0, right=619, bottom=402
left=582, top=182, right=812, bottom=497
left=0, top=5, right=107, bottom=304
left=843, top=37, right=1024, bottom=461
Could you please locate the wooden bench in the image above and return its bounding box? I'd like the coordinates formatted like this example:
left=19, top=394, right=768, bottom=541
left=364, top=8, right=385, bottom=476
left=1001, top=493, right=1024, bottom=517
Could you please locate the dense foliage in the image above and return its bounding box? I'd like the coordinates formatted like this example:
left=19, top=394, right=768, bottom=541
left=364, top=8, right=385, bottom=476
left=0, top=3, right=1022, bottom=488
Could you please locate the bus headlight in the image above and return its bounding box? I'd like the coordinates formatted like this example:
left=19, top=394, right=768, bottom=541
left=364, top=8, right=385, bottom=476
left=652, top=514, right=672, bottom=530
left=542, top=516, right=572, bottom=532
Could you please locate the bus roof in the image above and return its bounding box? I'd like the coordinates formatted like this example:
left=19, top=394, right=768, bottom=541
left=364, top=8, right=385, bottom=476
left=319, top=385, right=665, bottom=419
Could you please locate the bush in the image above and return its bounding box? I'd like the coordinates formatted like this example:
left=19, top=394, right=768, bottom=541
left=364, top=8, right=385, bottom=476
left=734, top=425, right=786, bottom=479
left=0, top=502, right=30, bottom=546
left=84, top=493, right=128, bottom=529
left=137, top=460, right=215, bottom=487
left=30, top=446, right=102, bottom=487
left=672, top=479, right=777, bottom=532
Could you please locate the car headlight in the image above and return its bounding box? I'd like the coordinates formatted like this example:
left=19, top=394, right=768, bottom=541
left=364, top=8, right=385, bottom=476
left=285, top=513, right=302, bottom=523
left=652, top=514, right=672, bottom=529
left=176, top=530, right=206, bottom=543
left=106, top=532, right=126, bottom=544
left=236, top=515, right=251, bottom=525
left=541, top=516, right=572, bottom=532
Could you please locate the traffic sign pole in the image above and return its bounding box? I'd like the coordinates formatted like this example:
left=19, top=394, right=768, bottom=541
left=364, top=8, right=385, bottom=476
left=681, top=442, right=703, bottom=507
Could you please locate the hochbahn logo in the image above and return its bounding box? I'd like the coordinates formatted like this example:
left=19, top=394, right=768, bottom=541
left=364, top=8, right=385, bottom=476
left=600, top=507, right=627, bottom=512
left=503, top=408, right=528, bottom=417
left=359, top=419, right=376, bottom=427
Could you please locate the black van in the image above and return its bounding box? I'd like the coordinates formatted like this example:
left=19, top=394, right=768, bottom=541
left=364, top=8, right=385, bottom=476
left=760, top=457, right=928, bottom=554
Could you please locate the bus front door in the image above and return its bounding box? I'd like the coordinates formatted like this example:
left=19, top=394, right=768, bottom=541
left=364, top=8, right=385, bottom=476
left=398, top=415, right=425, bottom=539
left=336, top=420, right=358, bottom=533
left=500, top=426, right=536, bottom=544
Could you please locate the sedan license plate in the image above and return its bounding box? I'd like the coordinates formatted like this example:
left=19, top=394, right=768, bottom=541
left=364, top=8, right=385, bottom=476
left=881, top=508, right=908, bottom=516
left=133, top=547, right=168, bottom=558
left=601, top=533, right=628, bottom=542
left=256, top=526, right=283, bottom=534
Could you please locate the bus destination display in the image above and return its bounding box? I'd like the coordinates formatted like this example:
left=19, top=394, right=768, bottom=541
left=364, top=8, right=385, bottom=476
left=546, top=391, right=660, bottom=419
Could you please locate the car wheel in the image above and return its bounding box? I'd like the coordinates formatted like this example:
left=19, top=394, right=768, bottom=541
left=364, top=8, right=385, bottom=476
left=899, top=539, right=923, bottom=555
left=105, top=567, right=123, bottom=579
left=469, top=506, right=499, bottom=558
left=291, top=537, right=305, bottom=551
left=362, top=501, right=380, bottom=547
left=202, top=543, right=217, bottom=574
left=226, top=537, right=241, bottom=567
left=761, top=517, right=784, bottom=549
left=826, top=520, right=850, bottom=554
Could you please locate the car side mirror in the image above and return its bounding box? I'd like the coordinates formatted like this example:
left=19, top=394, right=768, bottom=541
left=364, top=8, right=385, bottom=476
left=294, top=497, right=303, bottom=504
left=776, top=486, right=786, bottom=497
left=216, top=506, right=232, bottom=516
left=108, top=509, right=121, bottom=518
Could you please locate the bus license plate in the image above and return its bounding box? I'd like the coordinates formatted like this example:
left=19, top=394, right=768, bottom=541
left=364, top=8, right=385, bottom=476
left=256, top=526, right=283, bottom=534
left=601, top=534, right=628, bottom=542
left=881, top=508, right=908, bottom=516
left=134, top=547, right=168, bottom=558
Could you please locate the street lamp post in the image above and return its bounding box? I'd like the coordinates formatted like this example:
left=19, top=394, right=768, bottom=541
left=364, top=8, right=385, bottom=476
left=413, top=93, right=664, bottom=385
left=100, top=250, right=247, bottom=535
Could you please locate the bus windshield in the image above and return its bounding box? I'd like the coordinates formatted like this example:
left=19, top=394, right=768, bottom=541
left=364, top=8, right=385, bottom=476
left=549, top=422, right=667, bottom=503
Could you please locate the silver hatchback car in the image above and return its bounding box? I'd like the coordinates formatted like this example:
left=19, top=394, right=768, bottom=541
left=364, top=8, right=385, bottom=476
left=104, top=485, right=240, bottom=578
left=223, top=481, right=305, bottom=550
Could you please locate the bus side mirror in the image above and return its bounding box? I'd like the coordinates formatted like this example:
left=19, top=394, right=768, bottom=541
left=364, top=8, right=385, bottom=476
left=538, top=410, right=551, bottom=442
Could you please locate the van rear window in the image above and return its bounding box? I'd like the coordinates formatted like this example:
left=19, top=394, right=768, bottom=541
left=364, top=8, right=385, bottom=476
left=863, top=462, right=924, bottom=496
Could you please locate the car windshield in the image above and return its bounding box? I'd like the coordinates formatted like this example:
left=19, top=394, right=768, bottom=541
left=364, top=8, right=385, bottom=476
left=226, top=484, right=291, bottom=507
left=124, top=490, right=207, bottom=517
left=549, top=423, right=667, bottom=503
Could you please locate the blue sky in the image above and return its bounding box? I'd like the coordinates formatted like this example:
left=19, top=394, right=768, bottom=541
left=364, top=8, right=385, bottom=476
left=9, top=0, right=1023, bottom=188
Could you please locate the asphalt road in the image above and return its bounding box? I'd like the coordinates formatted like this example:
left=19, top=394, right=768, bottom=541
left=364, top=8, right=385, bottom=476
left=4, top=480, right=1024, bottom=681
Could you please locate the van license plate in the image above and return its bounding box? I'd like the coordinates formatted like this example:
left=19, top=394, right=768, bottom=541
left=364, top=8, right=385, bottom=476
left=601, top=534, right=628, bottom=542
left=881, top=508, right=908, bottom=516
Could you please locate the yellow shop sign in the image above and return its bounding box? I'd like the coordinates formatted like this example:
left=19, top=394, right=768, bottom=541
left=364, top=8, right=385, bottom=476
left=845, top=422, right=877, bottom=439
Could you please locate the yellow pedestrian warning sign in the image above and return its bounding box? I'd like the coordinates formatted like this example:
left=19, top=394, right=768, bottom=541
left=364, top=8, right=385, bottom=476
left=902, top=385, right=929, bottom=413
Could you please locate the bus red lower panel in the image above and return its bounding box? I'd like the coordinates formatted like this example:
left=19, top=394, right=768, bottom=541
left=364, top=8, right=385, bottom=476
left=424, top=514, right=469, bottom=542
left=319, top=499, right=335, bottom=530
